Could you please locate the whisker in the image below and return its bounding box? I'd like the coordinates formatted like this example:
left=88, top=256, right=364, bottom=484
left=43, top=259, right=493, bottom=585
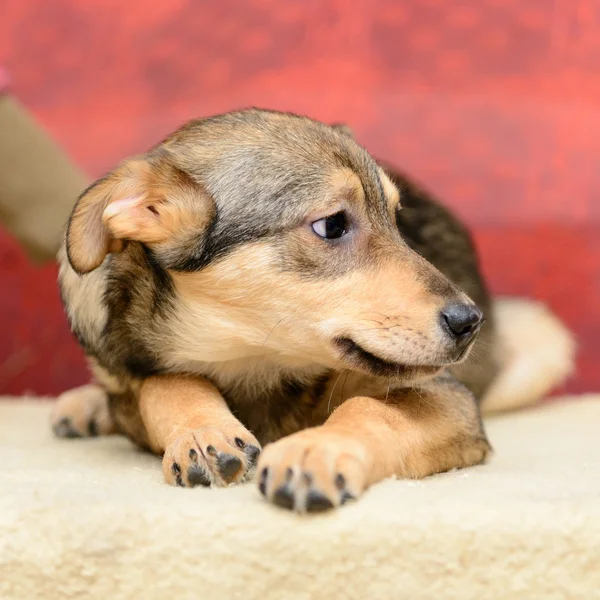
left=260, top=318, right=286, bottom=350
left=372, top=311, right=393, bottom=321
left=351, top=324, right=407, bottom=333
left=340, top=371, right=350, bottom=404
left=411, top=383, right=422, bottom=413
left=463, top=339, right=493, bottom=367
left=412, top=386, right=434, bottom=410
left=327, top=370, right=344, bottom=415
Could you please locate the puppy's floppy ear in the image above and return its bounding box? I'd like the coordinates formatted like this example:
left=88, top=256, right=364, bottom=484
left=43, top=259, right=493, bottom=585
left=330, top=123, right=355, bottom=139
left=66, top=150, right=215, bottom=274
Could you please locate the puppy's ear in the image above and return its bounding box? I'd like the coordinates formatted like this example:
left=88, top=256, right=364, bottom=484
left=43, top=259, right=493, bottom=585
left=330, top=123, right=355, bottom=139
left=66, top=151, right=215, bottom=274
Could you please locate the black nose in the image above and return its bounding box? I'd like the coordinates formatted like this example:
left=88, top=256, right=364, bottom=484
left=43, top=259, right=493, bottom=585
left=441, top=303, right=483, bottom=342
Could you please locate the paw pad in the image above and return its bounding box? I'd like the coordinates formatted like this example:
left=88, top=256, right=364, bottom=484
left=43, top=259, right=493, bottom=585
left=273, top=485, right=295, bottom=510
left=305, top=490, right=334, bottom=513
left=187, top=464, right=211, bottom=487
left=217, top=453, right=242, bottom=482
left=163, top=428, right=261, bottom=489
left=53, top=417, right=83, bottom=439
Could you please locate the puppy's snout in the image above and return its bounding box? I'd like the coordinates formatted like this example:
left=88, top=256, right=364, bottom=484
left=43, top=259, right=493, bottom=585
left=440, top=303, right=483, bottom=345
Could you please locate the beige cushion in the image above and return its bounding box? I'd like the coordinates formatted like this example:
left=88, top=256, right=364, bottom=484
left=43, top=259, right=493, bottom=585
left=1, top=398, right=599, bottom=599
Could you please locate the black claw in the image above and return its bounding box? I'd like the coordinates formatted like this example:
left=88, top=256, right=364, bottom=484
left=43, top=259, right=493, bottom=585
left=341, top=491, right=356, bottom=505
left=258, top=468, right=269, bottom=496
left=53, top=417, right=83, bottom=439
left=335, top=473, right=346, bottom=490
left=246, top=445, right=261, bottom=465
left=189, top=448, right=198, bottom=462
left=217, top=453, right=242, bottom=482
left=273, top=485, right=295, bottom=510
left=187, top=464, right=211, bottom=487
left=88, top=418, right=99, bottom=437
left=175, top=473, right=185, bottom=487
left=171, top=462, right=181, bottom=475
left=206, top=445, right=216, bottom=456
left=306, top=489, right=334, bottom=513
left=234, top=437, right=245, bottom=449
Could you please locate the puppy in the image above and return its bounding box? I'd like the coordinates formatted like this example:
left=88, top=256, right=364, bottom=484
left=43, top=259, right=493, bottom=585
left=52, top=109, right=573, bottom=511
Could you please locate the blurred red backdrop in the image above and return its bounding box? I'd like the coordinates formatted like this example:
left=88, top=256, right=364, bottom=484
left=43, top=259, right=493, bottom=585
left=1, top=0, right=599, bottom=395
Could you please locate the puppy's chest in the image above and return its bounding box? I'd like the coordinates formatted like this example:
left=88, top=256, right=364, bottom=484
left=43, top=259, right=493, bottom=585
left=215, top=372, right=334, bottom=444
left=215, top=369, right=386, bottom=445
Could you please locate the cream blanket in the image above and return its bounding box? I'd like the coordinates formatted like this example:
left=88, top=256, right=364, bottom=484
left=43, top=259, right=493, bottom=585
left=1, top=398, right=599, bottom=600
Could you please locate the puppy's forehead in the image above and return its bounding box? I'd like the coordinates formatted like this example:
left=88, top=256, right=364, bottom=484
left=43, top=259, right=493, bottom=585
left=169, top=109, right=346, bottom=162
left=162, top=110, right=395, bottom=269
left=168, top=109, right=388, bottom=214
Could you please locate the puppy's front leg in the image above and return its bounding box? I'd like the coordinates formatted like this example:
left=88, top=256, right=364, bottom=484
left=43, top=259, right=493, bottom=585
left=139, top=376, right=261, bottom=488
left=258, top=375, right=491, bottom=512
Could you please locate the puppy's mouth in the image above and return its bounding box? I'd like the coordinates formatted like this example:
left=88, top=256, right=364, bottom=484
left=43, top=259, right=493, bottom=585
left=333, top=337, right=444, bottom=379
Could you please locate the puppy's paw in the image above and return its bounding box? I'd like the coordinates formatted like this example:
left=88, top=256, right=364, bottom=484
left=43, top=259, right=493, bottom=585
left=51, top=384, right=115, bottom=438
left=257, top=429, right=368, bottom=512
left=163, top=425, right=261, bottom=488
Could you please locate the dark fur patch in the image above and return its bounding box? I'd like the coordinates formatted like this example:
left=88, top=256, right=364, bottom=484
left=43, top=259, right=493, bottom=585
left=142, top=245, right=176, bottom=314
left=107, top=390, right=150, bottom=450
left=95, top=245, right=174, bottom=379
left=308, top=372, right=331, bottom=407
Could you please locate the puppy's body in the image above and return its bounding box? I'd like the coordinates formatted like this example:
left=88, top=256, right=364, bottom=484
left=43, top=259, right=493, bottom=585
left=58, top=167, right=496, bottom=447
left=54, top=109, right=572, bottom=511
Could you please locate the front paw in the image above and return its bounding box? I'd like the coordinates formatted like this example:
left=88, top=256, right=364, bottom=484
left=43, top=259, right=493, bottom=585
left=51, top=384, right=115, bottom=438
left=163, top=426, right=261, bottom=488
left=257, top=429, right=368, bottom=512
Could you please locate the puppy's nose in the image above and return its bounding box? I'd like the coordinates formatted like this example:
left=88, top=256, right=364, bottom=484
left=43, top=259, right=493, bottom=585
left=440, top=303, right=483, bottom=343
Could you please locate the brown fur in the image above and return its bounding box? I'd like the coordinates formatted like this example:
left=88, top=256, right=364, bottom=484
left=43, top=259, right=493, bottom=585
left=54, top=108, right=502, bottom=512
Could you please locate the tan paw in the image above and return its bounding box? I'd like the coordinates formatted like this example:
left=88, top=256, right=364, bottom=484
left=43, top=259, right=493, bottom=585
left=257, top=428, right=368, bottom=512
left=51, top=384, right=116, bottom=438
left=163, top=425, right=261, bottom=488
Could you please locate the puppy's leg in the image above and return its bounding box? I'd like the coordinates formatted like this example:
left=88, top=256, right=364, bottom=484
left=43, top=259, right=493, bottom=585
left=258, top=375, right=491, bottom=512
left=51, top=384, right=116, bottom=438
left=139, top=375, right=261, bottom=488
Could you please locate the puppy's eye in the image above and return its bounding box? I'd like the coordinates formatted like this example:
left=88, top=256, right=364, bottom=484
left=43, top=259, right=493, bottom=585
left=311, top=212, right=348, bottom=240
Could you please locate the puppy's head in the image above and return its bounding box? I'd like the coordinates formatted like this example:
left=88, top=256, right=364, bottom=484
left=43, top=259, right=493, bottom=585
left=66, top=109, right=482, bottom=383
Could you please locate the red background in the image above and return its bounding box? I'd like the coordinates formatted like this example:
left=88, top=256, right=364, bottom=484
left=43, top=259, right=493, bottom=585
left=1, top=0, right=599, bottom=395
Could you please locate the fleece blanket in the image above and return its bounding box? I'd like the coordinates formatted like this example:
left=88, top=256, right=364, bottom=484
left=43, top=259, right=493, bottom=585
left=1, top=397, right=599, bottom=600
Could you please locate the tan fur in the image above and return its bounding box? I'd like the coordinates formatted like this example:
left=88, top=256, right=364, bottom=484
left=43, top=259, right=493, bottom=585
left=168, top=240, right=468, bottom=379
left=310, top=168, right=365, bottom=218
left=139, top=376, right=261, bottom=487
left=378, top=167, right=401, bottom=214
left=259, top=376, right=491, bottom=511
left=67, top=153, right=215, bottom=274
